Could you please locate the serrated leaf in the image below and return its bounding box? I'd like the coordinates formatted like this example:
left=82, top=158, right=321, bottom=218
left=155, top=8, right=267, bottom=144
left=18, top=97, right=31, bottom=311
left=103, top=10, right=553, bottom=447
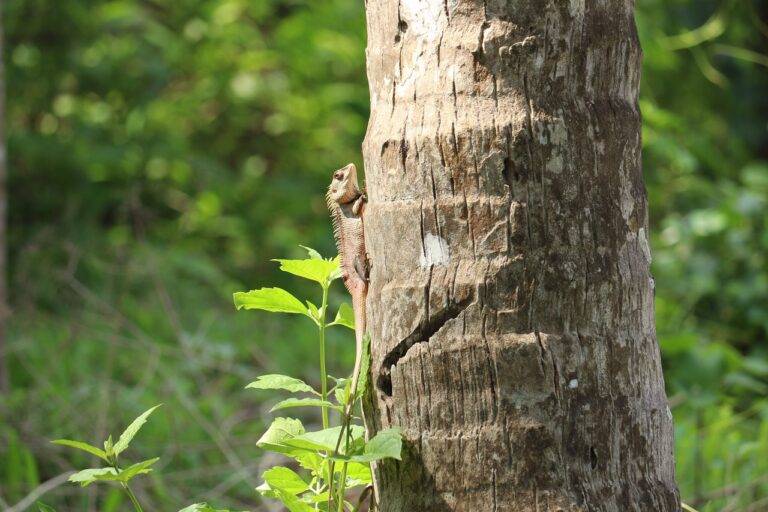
left=68, top=467, right=120, bottom=487
left=246, top=374, right=317, bottom=395
left=113, top=404, right=162, bottom=456
left=118, top=457, right=159, bottom=482
left=299, top=245, right=323, bottom=260
left=262, top=466, right=309, bottom=495
left=334, top=383, right=348, bottom=406
left=329, top=256, right=342, bottom=281
left=349, top=427, right=402, bottom=463
left=256, top=481, right=278, bottom=498
left=256, top=417, right=305, bottom=455
left=273, top=490, right=315, bottom=512
left=51, top=439, right=109, bottom=462
left=343, top=462, right=373, bottom=486
left=293, top=451, right=323, bottom=473
left=233, top=288, right=307, bottom=315
left=284, top=425, right=365, bottom=454
left=270, top=398, right=342, bottom=413
left=103, top=435, right=113, bottom=456
left=306, top=301, right=321, bottom=323
left=303, top=491, right=331, bottom=504
left=331, top=303, right=355, bottom=330
left=272, top=258, right=339, bottom=285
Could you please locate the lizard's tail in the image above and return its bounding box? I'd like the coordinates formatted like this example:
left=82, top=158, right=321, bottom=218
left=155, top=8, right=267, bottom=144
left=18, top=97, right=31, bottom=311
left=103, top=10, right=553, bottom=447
left=347, top=298, right=366, bottom=408
left=329, top=291, right=368, bottom=510
left=333, top=296, right=365, bottom=457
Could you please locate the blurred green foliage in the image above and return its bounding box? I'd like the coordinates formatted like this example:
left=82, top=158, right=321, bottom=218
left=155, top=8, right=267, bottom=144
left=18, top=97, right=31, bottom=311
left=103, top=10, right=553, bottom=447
left=1, top=0, right=766, bottom=510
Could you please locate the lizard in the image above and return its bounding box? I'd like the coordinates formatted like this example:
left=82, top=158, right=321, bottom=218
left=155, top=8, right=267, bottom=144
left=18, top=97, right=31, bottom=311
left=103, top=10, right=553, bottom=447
left=327, top=163, right=377, bottom=511
left=326, top=162, right=368, bottom=406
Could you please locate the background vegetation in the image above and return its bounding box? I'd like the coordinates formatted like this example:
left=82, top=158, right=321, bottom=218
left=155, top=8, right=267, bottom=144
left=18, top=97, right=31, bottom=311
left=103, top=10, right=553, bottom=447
left=1, top=0, right=766, bottom=510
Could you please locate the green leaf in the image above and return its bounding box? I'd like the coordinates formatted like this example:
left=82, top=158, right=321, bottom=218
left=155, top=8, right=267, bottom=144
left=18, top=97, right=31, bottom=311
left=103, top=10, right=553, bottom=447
left=68, top=467, right=120, bottom=487
left=299, top=245, right=323, bottom=260
left=113, top=404, right=162, bottom=456
left=178, top=504, right=244, bottom=512
left=246, top=374, right=317, bottom=395
left=256, top=417, right=305, bottom=455
left=329, top=256, right=343, bottom=281
left=303, top=492, right=331, bottom=504
left=293, top=451, right=323, bottom=473
left=233, top=288, right=307, bottom=315
left=255, top=481, right=278, bottom=499
left=284, top=425, right=365, bottom=454
left=262, top=466, right=309, bottom=495
left=118, top=457, right=159, bottom=482
left=270, top=398, right=342, bottom=413
left=334, top=381, right=349, bottom=406
left=51, top=439, right=109, bottom=462
left=343, top=462, right=373, bottom=486
left=349, top=428, right=402, bottom=463
left=272, top=258, right=339, bottom=285
left=36, top=502, right=57, bottom=512
left=103, top=435, right=113, bottom=457
left=306, top=301, right=321, bottom=323
left=330, top=302, right=355, bottom=330
left=273, top=490, right=315, bottom=512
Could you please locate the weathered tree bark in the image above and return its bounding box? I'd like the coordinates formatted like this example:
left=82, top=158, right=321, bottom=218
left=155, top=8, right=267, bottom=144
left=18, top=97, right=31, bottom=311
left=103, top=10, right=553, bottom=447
left=0, top=3, right=8, bottom=394
left=361, top=1, right=679, bottom=510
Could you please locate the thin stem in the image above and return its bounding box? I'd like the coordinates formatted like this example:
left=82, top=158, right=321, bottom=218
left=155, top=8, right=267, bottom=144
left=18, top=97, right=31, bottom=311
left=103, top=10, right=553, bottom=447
left=319, top=283, right=330, bottom=429
left=336, top=462, right=349, bottom=512
left=336, top=418, right=354, bottom=512
left=121, top=483, right=143, bottom=512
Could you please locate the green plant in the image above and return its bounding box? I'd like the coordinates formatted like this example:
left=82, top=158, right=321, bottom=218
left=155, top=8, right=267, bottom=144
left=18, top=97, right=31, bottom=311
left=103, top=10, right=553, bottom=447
left=50, top=404, right=245, bottom=512
left=51, top=405, right=163, bottom=512
left=45, top=245, right=399, bottom=511
left=234, top=247, right=401, bottom=511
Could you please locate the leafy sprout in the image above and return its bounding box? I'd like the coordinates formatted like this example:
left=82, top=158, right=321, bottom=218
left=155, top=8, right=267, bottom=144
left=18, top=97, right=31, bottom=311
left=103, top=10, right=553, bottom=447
left=51, top=404, right=162, bottom=511
left=235, top=247, right=402, bottom=512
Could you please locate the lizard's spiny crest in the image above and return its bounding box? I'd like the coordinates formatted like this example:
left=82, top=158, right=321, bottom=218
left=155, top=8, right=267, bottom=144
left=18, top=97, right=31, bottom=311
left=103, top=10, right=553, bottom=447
left=328, top=163, right=360, bottom=204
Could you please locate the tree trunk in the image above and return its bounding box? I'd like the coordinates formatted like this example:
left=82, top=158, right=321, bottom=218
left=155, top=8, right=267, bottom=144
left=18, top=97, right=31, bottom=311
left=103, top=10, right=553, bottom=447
left=361, top=1, right=679, bottom=510
left=0, top=2, right=8, bottom=394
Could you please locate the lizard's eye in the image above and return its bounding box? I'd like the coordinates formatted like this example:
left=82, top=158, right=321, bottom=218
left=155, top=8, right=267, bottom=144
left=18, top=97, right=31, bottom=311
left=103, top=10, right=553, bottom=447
left=334, top=172, right=344, bottom=180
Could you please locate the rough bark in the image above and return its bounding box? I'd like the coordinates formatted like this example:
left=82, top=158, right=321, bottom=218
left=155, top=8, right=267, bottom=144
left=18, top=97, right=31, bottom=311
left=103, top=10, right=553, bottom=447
left=361, top=1, right=679, bottom=510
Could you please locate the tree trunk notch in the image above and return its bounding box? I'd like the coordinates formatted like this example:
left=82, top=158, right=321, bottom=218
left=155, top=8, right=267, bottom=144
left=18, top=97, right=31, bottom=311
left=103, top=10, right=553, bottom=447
left=362, top=0, right=680, bottom=510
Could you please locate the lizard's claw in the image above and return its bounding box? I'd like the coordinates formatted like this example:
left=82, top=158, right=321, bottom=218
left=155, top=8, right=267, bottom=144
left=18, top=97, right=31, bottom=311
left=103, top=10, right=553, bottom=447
left=352, top=194, right=367, bottom=216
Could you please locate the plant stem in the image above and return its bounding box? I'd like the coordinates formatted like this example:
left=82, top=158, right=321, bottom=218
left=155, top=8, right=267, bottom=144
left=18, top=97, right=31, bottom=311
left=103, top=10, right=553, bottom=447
left=121, top=483, right=144, bottom=512
left=319, top=284, right=330, bottom=429
left=336, top=421, right=353, bottom=512
left=336, top=462, right=349, bottom=512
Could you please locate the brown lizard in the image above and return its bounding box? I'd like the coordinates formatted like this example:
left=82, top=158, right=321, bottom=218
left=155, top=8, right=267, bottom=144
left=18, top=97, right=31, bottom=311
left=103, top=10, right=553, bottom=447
left=327, top=163, right=368, bottom=403
left=327, top=163, right=375, bottom=510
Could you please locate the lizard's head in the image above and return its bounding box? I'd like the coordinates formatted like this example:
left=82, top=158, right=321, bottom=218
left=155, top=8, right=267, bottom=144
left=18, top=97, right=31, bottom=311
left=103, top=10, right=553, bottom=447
left=328, top=163, right=360, bottom=204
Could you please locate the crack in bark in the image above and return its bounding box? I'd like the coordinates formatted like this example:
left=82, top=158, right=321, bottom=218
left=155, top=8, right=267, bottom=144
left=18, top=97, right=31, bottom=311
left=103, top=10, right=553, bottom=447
left=378, top=295, right=473, bottom=397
